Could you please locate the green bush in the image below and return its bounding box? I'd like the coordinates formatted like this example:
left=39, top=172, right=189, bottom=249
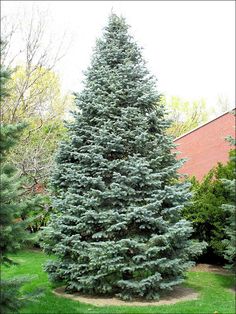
left=183, top=150, right=235, bottom=262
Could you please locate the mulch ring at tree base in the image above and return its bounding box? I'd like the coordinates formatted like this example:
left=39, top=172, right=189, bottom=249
left=53, top=286, right=199, bottom=306
left=190, top=263, right=233, bottom=276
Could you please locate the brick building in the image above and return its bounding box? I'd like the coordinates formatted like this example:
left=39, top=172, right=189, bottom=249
left=174, top=109, right=235, bottom=181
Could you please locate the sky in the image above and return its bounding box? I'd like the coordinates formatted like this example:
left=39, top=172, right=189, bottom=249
left=1, top=1, right=235, bottom=111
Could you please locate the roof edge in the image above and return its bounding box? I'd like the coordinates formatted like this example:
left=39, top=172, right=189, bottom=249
left=174, top=107, right=236, bottom=142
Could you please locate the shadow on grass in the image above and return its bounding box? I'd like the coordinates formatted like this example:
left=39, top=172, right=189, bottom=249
left=211, top=273, right=236, bottom=291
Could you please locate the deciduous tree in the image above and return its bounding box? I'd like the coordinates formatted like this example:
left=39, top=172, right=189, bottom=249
left=162, top=96, right=208, bottom=138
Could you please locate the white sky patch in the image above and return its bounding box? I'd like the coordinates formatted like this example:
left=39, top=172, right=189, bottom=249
left=2, top=0, right=235, bottom=110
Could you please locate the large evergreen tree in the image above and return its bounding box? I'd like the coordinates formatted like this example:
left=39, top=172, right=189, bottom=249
left=0, top=124, right=26, bottom=263
left=0, top=39, right=27, bottom=264
left=43, top=14, right=204, bottom=300
left=0, top=45, right=27, bottom=313
left=0, top=40, right=43, bottom=313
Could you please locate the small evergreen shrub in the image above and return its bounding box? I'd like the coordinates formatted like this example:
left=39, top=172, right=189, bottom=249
left=183, top=150, right=236, bottom=262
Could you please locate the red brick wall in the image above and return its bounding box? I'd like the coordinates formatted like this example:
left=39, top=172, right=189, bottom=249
left=174, top=111, right=235, bottom=181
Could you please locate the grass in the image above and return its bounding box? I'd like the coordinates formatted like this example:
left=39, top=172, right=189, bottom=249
left=2, top=250, right=235, bottom=314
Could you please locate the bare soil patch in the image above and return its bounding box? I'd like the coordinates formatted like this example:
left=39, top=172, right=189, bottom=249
left=190, top=263, right=233, bottom=276
left=53, top=286, right=199, bottom=307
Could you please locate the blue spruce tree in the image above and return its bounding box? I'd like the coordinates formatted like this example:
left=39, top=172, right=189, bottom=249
left=223, top=134, right=236, bottom=271
left=43, top=14, right=204, bottom=300
left=0, top=40, right=32, bottom=313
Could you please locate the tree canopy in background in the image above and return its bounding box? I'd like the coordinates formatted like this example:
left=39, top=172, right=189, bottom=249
left=1, top=10, right=75, bottom=234
left=1, top=9, right=74, bottom=190
left=2, top=65, right=72, bottom=189
left=162, top=96, right=209, bottom=138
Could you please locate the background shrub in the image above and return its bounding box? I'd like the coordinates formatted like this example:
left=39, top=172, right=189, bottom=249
left=182, top=149, right=235, bottom=263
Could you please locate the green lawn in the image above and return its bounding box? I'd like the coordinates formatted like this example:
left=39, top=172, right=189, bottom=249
left=2, top=250, right=235, bottom=314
